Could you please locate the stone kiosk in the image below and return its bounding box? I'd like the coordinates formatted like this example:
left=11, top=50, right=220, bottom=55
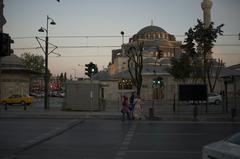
left=0, top=54, right=32, bottom=98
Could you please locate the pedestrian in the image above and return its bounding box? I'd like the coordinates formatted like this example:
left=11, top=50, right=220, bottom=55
left=134, top=95, right=144, bottom=120
left=121, top=95, right=130, bottom=121
left=129, top=92, right=135, bottom=120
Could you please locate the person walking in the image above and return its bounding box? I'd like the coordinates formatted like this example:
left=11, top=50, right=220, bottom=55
left=121, top=95, right=130, bottom=121
left=129, top=92, right=135, bottom=120
left=134, top=95, right=144, bottom=120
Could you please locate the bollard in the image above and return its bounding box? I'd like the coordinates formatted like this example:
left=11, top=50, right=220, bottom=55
left=231, top=108, right=236, bottom=121
left=149, top=108, right=154, bottom=118
left=5, top=104, right=8, bottom=111
left=24, top=104, right=27, bottom=111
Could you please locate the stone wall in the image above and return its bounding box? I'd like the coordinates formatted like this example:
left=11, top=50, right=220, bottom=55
left=0, top=72, right=30, bottom=98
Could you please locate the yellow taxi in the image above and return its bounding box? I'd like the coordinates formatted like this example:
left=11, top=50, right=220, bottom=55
left=0, top=95, right=33, bottom=105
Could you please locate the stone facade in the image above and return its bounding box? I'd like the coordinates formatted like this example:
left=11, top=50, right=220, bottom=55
left=0, top=54, right=32, bottom=98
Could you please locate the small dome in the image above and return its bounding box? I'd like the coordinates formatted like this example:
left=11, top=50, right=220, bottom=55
left=137, top=25, right=166, bottom=35
left=1, top=54, right=27, bottom=70
left=1, top=54, right=24, bottom=65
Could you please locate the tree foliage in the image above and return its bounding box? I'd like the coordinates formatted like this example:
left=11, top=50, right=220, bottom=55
left=126, top=41, right=144, bottom=96
left=168, top=53, right=192, bottom=83
left=21, top=52, right=45, bottom=74
left=169, top=19, right=224, bottom=92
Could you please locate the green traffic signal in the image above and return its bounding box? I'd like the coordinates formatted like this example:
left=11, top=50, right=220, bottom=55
left=152, top=76, right=164, bottom=87
left=85, top=62, right=98, bottom=78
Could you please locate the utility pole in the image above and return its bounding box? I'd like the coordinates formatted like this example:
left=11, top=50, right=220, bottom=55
left=37, top=15, right=56, bottom=109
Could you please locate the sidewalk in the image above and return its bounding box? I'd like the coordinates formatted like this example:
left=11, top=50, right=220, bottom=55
left=0, top=104, right=240, bottom=122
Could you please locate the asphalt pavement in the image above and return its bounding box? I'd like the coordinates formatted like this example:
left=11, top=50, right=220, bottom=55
left=1, top=119, right=240, bottom=159
left=0, top=97, right=240, bottom=159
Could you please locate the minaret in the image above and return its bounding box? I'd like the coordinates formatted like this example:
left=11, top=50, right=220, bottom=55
left=201, top=0, right=212, bottom=28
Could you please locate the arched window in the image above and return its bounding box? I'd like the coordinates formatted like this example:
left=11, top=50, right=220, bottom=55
left=153, top=33, right=156, bottom=39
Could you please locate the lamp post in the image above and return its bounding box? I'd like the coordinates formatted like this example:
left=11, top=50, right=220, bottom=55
left=38, top=15, right=56, bottom=109
left=72, top=68, right=77, bottom=80
left=120, top=31, right=124, bottom=45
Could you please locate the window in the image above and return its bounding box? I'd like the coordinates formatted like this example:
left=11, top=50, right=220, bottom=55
left=118, top=79, right=133, bottom=90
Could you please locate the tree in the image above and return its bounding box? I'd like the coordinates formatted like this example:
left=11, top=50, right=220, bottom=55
left=206, top=59, right=224, bottom=92
left=59, top=73, right=64, bottom=83
left=191, top=20, right=224, bottom=85
left=64, top=72, right=67, bottom=81
left=125, top=41, right=144, bottom=96
left=168, top=53, right=192, bottom=83
left=21, top=52, right=45, bottom=74
left=170, top=19, right=224, bottom=92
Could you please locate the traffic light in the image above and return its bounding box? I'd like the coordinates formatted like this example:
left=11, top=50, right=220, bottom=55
left=85, top=63, right=90, bottom=77
left=89, top=62, right=98, bottom=75
left=0, top=33, right=14, bottom=57
left=152, top=76, right=164, bottom=87
left=152, top=78, right=157, bottom=85
left=85, top=62, right=98, bottom=78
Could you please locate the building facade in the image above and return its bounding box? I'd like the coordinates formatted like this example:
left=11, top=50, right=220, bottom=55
left=105, top=25, right=184, bottom=106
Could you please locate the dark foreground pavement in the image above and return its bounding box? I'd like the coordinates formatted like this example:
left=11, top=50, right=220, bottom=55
left=1, top=119, right=240, bottom=159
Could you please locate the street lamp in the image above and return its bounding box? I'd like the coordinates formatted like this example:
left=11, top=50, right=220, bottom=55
left=120, top=31, right=125, bottom=56
left=38, top=15, right=56, bottom=109
left=120, top=31, right=124, bottom=45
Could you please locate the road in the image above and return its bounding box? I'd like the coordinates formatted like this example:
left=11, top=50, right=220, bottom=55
left=0, top=119, right=240, bottom=159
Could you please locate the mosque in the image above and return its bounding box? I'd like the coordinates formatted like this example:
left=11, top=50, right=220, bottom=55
left=107, top=23, right=183, bottom=102
left=101, top=0, right=238, bottom=109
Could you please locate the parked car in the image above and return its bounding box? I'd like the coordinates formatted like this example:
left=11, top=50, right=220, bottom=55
left=189, top=93, right=222, bottom=105
left=202, top=132, right=240, bottom=159
left=29, top=92, right=44, bottom=98
left=0, top=95, right=33, bottom=105
left=208, top=93, right=222, bottom=105
left=59, top=92, right=65, bottom=98
left=50, top=91, right=59, bottom=97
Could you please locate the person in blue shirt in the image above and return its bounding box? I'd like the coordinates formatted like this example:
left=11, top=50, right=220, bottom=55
left=129, top=92, right=135, bottom=120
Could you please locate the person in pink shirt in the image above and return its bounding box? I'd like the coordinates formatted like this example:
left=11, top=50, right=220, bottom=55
left=121, top=95, right=130, bottom=121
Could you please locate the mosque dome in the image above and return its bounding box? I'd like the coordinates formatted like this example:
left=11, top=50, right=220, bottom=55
left=130, top=25, right=175, bottom=42
left=137, top=25, right=166, bottom=35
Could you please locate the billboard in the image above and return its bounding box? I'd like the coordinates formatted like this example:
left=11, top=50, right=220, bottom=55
left=179, top=84, right=207, bottom=101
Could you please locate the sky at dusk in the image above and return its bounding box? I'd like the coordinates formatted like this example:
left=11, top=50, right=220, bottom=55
left=3, top=0, right=240, bottom=78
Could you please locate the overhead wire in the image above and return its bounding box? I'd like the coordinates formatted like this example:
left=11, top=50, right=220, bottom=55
left=11, top=34, right=240, bottom=39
